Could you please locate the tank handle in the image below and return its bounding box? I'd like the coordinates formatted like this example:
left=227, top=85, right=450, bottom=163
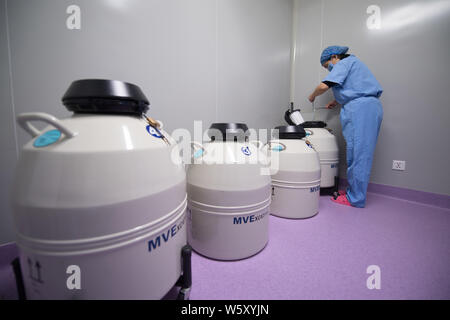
left=17, top=112, right=77, bottom=138
left=305, top=139, right=316, bottom=150
left=249, top=140, right=261, bottom=148
left=305, top=129, right=313, bottom=136
left=143, top=115, right=163, bottom=129
left=260, top=141, right=270, bottom=151
left=249, top=140, right=266, bottom=150
left=190, top=141, right=205, bottom=160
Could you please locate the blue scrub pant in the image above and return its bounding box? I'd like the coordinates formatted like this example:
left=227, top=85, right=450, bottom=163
left=340, top=96, right=383, bottom=208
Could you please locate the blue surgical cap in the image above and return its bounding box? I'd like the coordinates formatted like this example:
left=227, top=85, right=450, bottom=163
left=320, top=46, right=349, bottom=65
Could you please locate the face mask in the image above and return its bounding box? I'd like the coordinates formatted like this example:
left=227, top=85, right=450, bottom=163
left=327, top=62, right=334, bottom=71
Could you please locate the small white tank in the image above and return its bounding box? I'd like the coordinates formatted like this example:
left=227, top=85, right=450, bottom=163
left=268, top=126, right=321, bottom=219
left=187, top=123, right=271, bottom=260
left=301, top=121, right=339, bottom=189
left=11, top=79, right=188, bottom=299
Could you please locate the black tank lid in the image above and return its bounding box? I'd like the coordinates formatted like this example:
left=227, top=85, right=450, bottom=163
left=62, top=79, right=149, bottom=115
left=301, top=121, right=327, bottom=128
left=284, top=109, right=303, bottom=126
left=208, top=123, right=249, bottom=142
left=274, top=125, right=306, bottom=140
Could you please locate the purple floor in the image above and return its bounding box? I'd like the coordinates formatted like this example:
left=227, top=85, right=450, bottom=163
left=1, top=191, right=449, bottom=300
left=189, top=192, right=450, bottom=300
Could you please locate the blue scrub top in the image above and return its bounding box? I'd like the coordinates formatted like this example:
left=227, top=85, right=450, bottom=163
left=323, top=55, right=383, bottom=105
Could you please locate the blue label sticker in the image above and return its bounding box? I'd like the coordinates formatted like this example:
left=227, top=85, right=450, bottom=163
left=146, top=125, right=163, bottom=139
left=241, top=146, right=251, bottom=156
left=33, top=129, right=61, bottom=148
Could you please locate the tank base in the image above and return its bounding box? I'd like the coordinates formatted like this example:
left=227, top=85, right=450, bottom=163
left=189, top=240, right=268, bottom=262
left=11, top=245, right=193, bottom=301
left=271, top=210, right=319, bottom=220
left=320, top=176, right=340, bottom=196
left=175, top=245, right=193, bottom=300
left=11, top=257, right=26, bottom=300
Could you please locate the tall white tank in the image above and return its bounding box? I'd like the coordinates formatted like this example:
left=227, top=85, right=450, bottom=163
left=301, top=121, right=339, bottom=189
left=11, top=79, right=188, bottom=299
left=268, top=126, right=321, bottom=219
left=187, top=123, right=271, bottom=260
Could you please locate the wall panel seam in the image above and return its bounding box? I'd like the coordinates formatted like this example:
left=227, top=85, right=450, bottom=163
left=5, top=0, right=19, bottom=159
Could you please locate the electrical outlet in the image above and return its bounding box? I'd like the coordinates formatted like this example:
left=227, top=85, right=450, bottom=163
left=392, top=160, right=406, bottom=171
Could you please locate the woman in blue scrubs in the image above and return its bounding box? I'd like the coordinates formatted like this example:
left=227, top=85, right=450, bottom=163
left=308, top=46, right=383, bottom=208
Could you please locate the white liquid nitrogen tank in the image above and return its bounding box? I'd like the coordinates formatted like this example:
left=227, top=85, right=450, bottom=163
left=268, top=126, right=321, bottom=219
left=301, top=121, right=339, bottom=192
left=11, top=79, right=190, bottom=299
left=187, top=123, right=271, bottom=260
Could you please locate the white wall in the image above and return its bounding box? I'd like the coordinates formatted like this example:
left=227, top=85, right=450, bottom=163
left=0, top=0, right=292, bottom=244
left=0, top=0, right=18, bottom=244
left=292, top=0, right=450, bottom=196
left=217, top=0, right=292, bottom=130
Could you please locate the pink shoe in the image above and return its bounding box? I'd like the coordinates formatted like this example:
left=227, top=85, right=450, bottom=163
left=333, top=190, right=346, bottom=197
left=331, top=194, right=352, bottom=207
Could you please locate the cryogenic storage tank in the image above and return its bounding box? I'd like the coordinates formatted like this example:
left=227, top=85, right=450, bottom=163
left=301, top=121, right=339, bottom=190
left=187, top=123, right=271, bottom=260
left=268, top=126, right=321, bottom=219
left=11, top=79, right=189, bottom=300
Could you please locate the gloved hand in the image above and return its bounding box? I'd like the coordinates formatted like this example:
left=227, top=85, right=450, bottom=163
left=326, top=100, right=338, bottom=109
